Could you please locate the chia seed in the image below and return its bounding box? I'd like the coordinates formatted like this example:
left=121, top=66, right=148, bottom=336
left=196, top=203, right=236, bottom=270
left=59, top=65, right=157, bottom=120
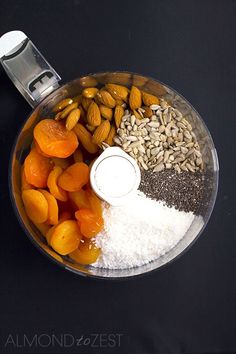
left=139, top=170, right=205, bottom=213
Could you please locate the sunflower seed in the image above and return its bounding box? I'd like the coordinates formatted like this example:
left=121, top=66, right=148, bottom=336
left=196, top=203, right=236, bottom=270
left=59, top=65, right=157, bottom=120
left=138, top=145, right=146, bottom=154
left=122, top=141, right=131, bottom=149
left=149, top=132, right=159, bottom=140
left=174, top=164, right=181, bottom=173
left=130, top=115, right=136, bottom=126
left=165, top=163, right=172, bottom=169
left=186, top=163, right=195, bottom=172
left=114, top=137, right=122, bottom=145
left=126, top=136, right=138, bottom=142
left=141, top=161, right=148, bottom=170
left=164, top=150, right=170, bottom=163
left=184, top=130, right=192, bottom=140
left=196, top=157, right=203, bottom=166
left=180, top=165, right=188, bottom=171
left=142, top=118, right=150, bottom=124
left=130, top=141, right=141, bottom=148
left=151, top=115, right=158, bottom=121
left=150, top=104, right=161, bottom=110
left=148, top=122, right=160, bottom=128
left=194, top=149, right=202, bottom=157
left=165, top=127, right=172, bottom=137
left=181, top=146, right=188, bottom=154
left=156, top=150, right=165, bottom=160
left=151, top=147, right=161, bottom=156
left=154, top=163, right=165, bottom=172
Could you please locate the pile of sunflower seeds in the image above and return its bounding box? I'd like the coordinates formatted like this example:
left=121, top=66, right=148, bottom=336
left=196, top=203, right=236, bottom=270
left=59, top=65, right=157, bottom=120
left=114, top=99, right=203, bottom=172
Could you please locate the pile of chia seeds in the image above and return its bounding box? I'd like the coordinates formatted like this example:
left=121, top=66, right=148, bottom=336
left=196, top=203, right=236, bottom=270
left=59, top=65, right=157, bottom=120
left=139, top=170, right=205, bottom=213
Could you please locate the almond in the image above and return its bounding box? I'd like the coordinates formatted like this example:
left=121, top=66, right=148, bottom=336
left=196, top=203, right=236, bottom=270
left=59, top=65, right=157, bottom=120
left=66, top=108, right=81, bottom=130
left=79, top=76, right=98, bottom=87
left=142, top=106, right=152, bottom=118
left=82, top=87, right=99, bottom=98
left=129, top=86, right=142, bottom=110
left=72, top=95, right=82, bottom=104
left=132, top=75, right=148, bottom=87
left=73, top=123, right=99, bottom=154
left=54, top=112, right=62, bottom=121
left=142, top=91, right=160, bottom=106
left=96, top=90, right=116, bottom=108
left=86, top=124, right=96, bottom=132
left=53, top=98, right=73, bottom=112
left=104, top=73, right=132, bottom=85
left=60, top=102, right=78, bottom=119
left=132, top=109, right=142, bottom=120
left=87, top=101, right=101, bottom=127
left=143, top=81, right=167, bottom=96
left=114, top=105, right=124, bottom=128
left=104, top=125, right=116, bottom=146
left=82, top=97, right=93, bottom=111
left=105, top=84, right=129, bottom=102
left=115, top=98, right=124, bottom=106
left=78, top=105, right=86, bottom=122
left=99, top=105, right=113, bottom=121
left=92, top=120, right=111, bottom=145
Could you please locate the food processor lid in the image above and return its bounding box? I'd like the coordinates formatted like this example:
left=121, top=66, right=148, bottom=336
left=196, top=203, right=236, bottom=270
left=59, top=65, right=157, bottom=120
left=90, top=146, right=141, bottom=206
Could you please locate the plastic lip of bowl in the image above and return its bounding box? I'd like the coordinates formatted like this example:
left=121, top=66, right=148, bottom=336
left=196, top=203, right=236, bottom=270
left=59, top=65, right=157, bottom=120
left=9, top=71, right=219, bottom=280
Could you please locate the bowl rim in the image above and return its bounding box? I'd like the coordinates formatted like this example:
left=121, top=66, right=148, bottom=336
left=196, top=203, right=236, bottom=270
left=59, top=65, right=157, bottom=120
left=8, top=70, right=219, bottom=280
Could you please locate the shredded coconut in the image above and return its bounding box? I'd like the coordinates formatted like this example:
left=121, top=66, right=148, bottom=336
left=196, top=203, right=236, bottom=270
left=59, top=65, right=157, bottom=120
left=93, top=192, right=196, bottom=269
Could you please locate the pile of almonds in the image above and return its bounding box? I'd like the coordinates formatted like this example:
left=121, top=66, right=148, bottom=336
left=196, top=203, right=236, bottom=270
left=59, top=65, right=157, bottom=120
left=52, top=82, right=203, bottom=173
left=52, top=83, right=161, bottom=153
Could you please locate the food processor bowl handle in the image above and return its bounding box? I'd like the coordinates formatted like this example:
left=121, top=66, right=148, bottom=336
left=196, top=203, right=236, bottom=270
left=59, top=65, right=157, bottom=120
left=0, top=30, right=61, bottom=107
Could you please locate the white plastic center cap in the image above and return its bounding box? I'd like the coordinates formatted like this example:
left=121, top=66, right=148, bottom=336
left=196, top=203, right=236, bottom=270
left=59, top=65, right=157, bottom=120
left=90, top=147, right=141, bottom=206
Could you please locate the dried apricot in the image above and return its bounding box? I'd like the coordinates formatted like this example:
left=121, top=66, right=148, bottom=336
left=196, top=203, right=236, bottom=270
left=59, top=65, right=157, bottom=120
left=52, top=157, right=71, bottom=169
left=86, top=188, right=103, bottom=216
left=24, top=148, right=52, bottom=188
left=47, top=166, right=68, bottom=202
left=34, top=139, right=51, bottom=157
left=45, top=224, right=57, bottom=245
left=34, top=119, right=78, bottom=158
left=69, top=189, right=90, bottom=209
left=58, top=162, right=89, bottom=192
left=22, top=189, right=48, bottom=224
left=69, top=239, right=100, bottom=265
left=73, top=149, right=83, bottom=163
left=39, top=190, right=59, bottom=225
left=59, top=211, right=72, bottom=222
left=50, top=220, right=82, bottom=255
left=34, top=222, right=50, bottom=237
left=21, top=165, right=33, bottom=191
left=75, top=209, right=104, bottom=238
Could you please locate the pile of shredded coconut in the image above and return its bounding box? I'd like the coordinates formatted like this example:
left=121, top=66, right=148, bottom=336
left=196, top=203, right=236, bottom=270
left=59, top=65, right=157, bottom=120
left=93, top=192, right=195, bottom=269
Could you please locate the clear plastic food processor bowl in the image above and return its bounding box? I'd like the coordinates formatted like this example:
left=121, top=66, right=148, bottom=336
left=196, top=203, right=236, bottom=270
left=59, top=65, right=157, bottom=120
left=2, top=32, right=218, bottom=279
left=9, top=72, right=218, bottom=278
